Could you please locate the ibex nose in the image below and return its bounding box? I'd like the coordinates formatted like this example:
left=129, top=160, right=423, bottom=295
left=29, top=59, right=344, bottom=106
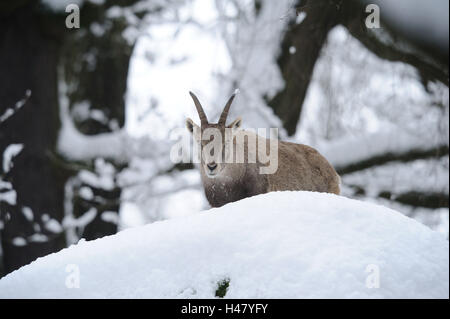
left=207, top=162, right=217, bottom=171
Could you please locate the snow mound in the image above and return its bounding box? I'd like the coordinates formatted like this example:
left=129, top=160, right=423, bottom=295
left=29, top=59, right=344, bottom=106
left=0, top=191, right=448, bottom=298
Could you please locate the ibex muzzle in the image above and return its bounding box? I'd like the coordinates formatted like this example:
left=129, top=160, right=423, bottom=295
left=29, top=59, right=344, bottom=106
left=186, top=91, right=340, bottom=208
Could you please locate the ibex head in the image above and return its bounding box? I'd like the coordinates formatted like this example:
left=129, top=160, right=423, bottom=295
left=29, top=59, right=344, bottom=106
left=186, top=91, right=241, bottom=178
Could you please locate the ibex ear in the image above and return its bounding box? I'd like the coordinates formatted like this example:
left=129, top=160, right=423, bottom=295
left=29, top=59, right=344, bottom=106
left=186, top=118, right=199, bottom=134
left=227, top=117, right=242, bottom=130
left=186, top=118, right=201, bottom=141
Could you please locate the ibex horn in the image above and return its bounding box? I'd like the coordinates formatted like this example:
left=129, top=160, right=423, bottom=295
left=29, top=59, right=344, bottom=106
left=218, top=92, right=237, bottom=126
left=189, top=91, right=208, bottom=126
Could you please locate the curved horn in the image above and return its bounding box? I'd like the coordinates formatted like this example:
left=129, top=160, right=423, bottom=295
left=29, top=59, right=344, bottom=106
left=189, top=91, right=208, bottom=126
left=218, top=92, right=236, bottom=126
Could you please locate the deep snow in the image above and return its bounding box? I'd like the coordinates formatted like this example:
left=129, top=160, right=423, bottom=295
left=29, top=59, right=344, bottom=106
left=0, top=191, right=448, bottom=298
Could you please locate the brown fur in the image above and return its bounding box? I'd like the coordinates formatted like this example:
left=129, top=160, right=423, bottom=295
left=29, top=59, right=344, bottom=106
left=186, top=92, right=340, bottom=208
left=193, top=129, right=340, bottom=207
left=266, top=141, right=341, bottom=195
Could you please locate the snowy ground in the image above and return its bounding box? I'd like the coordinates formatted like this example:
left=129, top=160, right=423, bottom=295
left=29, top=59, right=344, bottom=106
left=0, top=191, right=447, bottom=298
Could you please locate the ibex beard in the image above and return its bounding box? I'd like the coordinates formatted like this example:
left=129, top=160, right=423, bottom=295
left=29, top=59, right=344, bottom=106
left=184, top=91, right=341, bottom=208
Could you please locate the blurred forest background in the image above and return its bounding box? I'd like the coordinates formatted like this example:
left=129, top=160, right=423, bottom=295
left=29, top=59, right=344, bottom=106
left=0, top=0, right=448, bottom=277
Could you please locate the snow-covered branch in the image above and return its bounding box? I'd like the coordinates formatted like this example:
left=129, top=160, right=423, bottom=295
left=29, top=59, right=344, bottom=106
left=0, top=90, right=31, bottom=125
left=318, top=127, right=448, bottom=174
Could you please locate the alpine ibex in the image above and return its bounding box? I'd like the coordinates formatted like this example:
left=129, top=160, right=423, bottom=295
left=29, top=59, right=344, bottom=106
left=186, top=91, right=340, bottom=207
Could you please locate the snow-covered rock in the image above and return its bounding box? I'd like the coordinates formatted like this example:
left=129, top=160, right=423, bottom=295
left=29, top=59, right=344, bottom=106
left=0, top=191, right=448, bottom=298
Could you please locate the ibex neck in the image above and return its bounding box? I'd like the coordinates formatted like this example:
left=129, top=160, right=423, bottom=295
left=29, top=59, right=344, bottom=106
left=201, top=165, right=247, bottom=208
left=201, top=163, right=269, bottom=208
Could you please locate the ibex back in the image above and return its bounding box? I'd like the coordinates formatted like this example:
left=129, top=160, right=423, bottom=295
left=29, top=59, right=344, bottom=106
left=186, top=91, right=340, bottom=208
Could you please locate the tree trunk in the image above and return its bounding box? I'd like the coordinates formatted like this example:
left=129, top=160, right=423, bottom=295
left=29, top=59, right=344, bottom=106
left=0, top=2, right=66, bottom=275
left=0, top=0, right=139, bottom=275
left=268, top=0, right=342, bottom=136
left=269, top=0, right=448, bottom=136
